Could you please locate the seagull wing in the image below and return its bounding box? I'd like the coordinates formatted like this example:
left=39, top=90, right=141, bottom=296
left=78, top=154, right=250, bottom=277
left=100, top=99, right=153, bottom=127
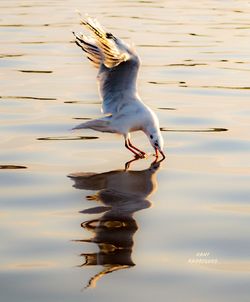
left=73, top=31, right=102, bottom=68
left=74, top=15, right=140, bottom=114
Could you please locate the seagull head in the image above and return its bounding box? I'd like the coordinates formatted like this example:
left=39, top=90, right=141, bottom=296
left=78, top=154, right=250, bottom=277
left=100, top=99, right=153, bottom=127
left=147, top=129, right=165, bottom=158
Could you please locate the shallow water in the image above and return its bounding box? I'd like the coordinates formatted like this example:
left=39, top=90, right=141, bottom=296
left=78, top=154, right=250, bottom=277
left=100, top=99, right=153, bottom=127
left=1, top=0, right=250, bottom=301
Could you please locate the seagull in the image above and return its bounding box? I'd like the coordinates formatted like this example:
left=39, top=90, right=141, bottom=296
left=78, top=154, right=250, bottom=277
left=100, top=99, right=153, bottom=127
left=72, top=14, right=165, bottom=160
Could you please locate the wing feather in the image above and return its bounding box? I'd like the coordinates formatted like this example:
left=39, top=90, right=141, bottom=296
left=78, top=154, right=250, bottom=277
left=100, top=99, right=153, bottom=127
left=78, top=15, right=131, bottom=68
left=73, top=31, right=102, bottom=68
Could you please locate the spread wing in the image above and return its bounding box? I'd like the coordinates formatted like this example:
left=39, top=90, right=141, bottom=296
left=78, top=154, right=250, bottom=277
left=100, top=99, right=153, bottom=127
left=73, top=15, right=140, bottom=114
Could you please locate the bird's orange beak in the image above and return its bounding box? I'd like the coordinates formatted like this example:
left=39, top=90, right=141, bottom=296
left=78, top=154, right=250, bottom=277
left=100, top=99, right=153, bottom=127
left=155, top=148, right=158, bottom=158
left=159, top=150, right=166, bottom=160
left=154, top=148, right=166, bottom=160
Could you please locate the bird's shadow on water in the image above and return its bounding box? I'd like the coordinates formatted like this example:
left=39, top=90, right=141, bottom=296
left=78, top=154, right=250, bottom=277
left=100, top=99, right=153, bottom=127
left=68, top=159, right=162, bottom=289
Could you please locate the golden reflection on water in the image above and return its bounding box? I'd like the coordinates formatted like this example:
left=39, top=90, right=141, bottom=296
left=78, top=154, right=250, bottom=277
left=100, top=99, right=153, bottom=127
left=68, top=160, right=161, bottom=288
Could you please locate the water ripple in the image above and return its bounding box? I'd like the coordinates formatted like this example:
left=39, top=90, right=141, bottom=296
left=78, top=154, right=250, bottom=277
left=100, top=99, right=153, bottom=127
left=0, top=165, right=27, bottom=169
left=160, top=127, right=228, bottom=133
left=37, top=136, right=99, bottom=141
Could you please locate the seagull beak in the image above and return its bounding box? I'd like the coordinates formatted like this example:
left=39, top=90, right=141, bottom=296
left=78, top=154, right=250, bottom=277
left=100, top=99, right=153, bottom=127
left=155, top=148, right=166, bottom=160
left=154, top=148, right=159, bottom=158
left=159, top=150, right=166, bottom=160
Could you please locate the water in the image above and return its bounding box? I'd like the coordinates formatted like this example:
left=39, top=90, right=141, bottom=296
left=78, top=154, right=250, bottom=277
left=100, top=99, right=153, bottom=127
left=1, top=0, right=250, bottom=301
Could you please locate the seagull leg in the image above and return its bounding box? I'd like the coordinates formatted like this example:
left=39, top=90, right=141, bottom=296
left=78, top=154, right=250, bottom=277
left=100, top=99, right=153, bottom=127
left=125, top=139, right=141, bottom=157
left=127, top=139, right=146, bottom=158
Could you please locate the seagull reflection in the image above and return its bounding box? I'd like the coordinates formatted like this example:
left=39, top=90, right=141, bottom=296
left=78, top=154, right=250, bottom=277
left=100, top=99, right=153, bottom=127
left=68, top=160, right=162, bottom=288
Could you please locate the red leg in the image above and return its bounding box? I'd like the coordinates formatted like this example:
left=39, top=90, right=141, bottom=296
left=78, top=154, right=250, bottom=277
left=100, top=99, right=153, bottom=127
left=127, top=139, right=146, bottom=157
left=125, top=139, right=141, bottom=157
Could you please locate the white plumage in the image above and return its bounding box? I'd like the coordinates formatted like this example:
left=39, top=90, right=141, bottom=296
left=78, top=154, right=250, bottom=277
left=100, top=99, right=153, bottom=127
left=72, top=14, right=165, bottom=161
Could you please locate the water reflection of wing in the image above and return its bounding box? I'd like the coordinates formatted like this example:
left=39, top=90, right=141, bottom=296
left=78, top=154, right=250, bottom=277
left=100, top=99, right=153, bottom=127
left=68, top=161, right=161, bottom=289
left=80, top=188, right=151, bottom=214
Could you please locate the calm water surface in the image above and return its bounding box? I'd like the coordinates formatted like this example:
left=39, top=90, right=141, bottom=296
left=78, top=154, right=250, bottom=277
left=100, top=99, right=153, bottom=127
left=1, top=0, right=250, bottom=301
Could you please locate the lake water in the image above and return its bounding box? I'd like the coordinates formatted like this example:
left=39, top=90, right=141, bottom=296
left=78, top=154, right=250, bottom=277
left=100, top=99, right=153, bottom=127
left=1, top=0, right=250, bottom=301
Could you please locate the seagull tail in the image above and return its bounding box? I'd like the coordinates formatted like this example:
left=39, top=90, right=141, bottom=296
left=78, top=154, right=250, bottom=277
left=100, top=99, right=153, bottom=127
left=72, top=118, right=114, bottom=133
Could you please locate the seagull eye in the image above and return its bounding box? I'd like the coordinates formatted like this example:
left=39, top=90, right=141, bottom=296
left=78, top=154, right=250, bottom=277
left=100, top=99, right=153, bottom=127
left=150, top=135, right=153, bottom=139
left=106, top=32, right=113, bottom=39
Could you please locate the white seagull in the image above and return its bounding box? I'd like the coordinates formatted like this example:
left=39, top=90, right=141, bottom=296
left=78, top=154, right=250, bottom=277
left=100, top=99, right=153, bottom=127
left=72, top=15, right=165, bottom=160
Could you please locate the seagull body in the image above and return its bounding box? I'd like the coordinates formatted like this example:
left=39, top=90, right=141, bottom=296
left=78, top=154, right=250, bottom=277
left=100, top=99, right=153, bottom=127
left=73, top=15, right=165, bottom=159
